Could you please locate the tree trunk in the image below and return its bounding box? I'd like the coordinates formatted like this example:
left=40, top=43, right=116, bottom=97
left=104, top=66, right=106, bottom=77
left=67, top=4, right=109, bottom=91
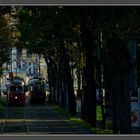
left=44, top=58, right=53, bottom=104
left=112, top=74, right=119, bottom=134
left=59, top=32, right=76, bottom=115
left=81, top=69, right=87, bottom=121
left=80, top=12, right=96, bottom=126
left=123, top=72, right=132, bottom=134
left=117, top=72, right=132, bottom=134
left=105, top=35, right=132, bottom=134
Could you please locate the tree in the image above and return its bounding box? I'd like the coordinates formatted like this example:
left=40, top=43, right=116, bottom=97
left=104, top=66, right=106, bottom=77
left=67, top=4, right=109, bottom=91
left=17, top=6, right=77, bottom=115
left=0, top=7, right=12, bottom=76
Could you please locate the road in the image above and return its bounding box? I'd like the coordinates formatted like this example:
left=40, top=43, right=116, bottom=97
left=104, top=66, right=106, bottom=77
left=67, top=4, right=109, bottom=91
left=0, top=96, right=93, bottom=135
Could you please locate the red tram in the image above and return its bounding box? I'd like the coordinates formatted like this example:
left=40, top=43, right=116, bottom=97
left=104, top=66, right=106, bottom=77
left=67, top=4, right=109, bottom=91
left=7, top=76, right=26, bottom=107
left=28, top=78, right=46, bottom=105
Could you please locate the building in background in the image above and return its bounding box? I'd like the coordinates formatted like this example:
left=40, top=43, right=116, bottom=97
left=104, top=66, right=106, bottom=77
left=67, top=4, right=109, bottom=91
left=2, top=48, right=48, bottom=84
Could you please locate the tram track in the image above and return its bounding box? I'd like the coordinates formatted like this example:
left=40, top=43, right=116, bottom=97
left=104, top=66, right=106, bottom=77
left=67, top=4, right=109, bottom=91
left=24, top=106, right=52, bottom=134
left=0, top=107, right=51, bottom=134
left=1, top=110, right=9, bottom=134
left=36, top=107, right=52, bottom=134
left=36, top=107, right=77, bottom=134
left=0, top=107, right=61, bottom=134
left=23, top=111, right=30, bottom=134
left=0, top=107, right=29, bottom=134
left=0, top=105, right=91, bottom=135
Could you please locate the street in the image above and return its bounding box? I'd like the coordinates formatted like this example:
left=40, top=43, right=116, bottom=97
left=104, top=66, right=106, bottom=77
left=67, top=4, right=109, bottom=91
left=0, top=97, right=93, bottom=135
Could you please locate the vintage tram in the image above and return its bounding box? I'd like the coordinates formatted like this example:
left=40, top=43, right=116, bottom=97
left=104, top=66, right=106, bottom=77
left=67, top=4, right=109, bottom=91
left=28, top=78, right=46, bottom=105
left=7, top=76, right=26, bottom=107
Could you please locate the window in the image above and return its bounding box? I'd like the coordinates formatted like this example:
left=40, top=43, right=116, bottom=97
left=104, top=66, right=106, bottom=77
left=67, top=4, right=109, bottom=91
left=17, top=86, right=23, bottom=92
left=10, top=86, right=16, bottom=92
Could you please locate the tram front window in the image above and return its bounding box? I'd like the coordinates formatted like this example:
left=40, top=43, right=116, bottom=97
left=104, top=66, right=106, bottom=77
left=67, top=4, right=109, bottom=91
left=10, top=86, right=16, bottom=92
left=17, top=86, right=23, bottom=92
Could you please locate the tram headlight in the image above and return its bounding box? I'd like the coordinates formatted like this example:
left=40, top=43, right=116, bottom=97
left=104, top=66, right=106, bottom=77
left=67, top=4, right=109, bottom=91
left=15, top=96, right=18, bottom=99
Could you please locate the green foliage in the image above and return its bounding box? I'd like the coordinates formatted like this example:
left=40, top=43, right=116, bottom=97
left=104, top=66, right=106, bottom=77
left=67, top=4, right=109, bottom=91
left=91, top=128, right=113, bottom=134
left=0, top=16, right=12, bottom=74
left=48, top=104, right=113, bottom=134
left=16, top=7, right=140, bottom=132
left=0, top=7, right=11, bottom=15
left=48, top=104, right=93, bottom=131
left=17, top=7, right=82, bottom=53
left=0, top=96, right=6, bottom=106
left=0, top=96, right=7, bottom=114
left=24, top=85, right=28, bottom=92
left=96, top=105, right=102, bottom=121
